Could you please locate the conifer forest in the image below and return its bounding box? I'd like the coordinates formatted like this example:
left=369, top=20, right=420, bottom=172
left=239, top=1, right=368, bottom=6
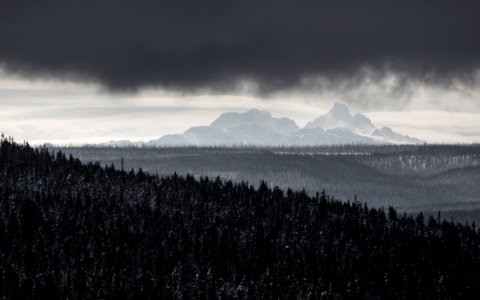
left=2, top=138, right=480, bottom=298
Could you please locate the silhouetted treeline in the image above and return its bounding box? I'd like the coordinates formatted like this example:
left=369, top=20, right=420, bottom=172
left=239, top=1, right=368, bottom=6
left=1, top=137, right=480, bottom=299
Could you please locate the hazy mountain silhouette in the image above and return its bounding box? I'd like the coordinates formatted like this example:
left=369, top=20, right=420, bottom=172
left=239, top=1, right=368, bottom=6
left=304, top=103, right=376, bottom=134
left=104, top=103, right=424, bottom=146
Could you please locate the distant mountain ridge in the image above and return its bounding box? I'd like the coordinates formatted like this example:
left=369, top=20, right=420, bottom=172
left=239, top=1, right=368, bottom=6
left=104, top=103, right=425, bottom=146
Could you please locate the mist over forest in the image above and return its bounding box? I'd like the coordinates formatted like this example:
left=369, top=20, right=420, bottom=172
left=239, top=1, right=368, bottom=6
left=53, top=144, right=480, bottom=223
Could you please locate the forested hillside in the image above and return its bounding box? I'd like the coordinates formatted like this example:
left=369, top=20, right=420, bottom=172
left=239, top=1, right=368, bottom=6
left=2, top=138, right=480, bottom=298
left=56, top=144, right=480, bottom=214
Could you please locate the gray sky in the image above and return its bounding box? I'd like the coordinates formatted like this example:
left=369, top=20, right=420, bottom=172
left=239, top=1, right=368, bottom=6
left=1, top=1, right=480, bottom=144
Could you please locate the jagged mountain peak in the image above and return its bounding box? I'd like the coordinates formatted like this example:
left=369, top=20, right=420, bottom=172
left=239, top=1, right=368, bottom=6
left=329, top=102, right=351, bottom=117
left=304, top=103, right=375, bottom=133
left=210, top=108, right=299, bottom=133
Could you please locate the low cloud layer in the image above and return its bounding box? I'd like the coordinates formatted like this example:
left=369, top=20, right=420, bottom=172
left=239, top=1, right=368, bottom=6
left=1, top=74, right=480, bottom=145
left=1, top=0, right=480, bottom=93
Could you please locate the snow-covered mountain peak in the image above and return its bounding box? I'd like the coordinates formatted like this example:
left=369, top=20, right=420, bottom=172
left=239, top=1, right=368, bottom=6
left=328, top=102, right=351, bottom=117
left=372, top=126, right=424, bottom=144
left=304, top=103, right=375, bottom=134
left=351, top=113, right=376, bottom=132
left=210, top=108, right=299, bottom=133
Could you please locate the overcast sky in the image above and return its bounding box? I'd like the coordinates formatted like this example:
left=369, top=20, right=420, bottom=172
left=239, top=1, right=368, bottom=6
left=1, top=1, right=480, bottom=144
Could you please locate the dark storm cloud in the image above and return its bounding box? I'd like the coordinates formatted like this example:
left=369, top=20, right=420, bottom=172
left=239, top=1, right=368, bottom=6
left=1, top=0, right=480, bottom=92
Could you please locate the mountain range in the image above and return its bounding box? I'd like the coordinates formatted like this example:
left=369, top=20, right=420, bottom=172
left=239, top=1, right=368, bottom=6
left=104, top=103, right=424, bottom=146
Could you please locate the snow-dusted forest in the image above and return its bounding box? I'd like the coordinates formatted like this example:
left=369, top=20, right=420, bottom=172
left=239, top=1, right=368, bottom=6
left=2, top=138, right=480, bottom=298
